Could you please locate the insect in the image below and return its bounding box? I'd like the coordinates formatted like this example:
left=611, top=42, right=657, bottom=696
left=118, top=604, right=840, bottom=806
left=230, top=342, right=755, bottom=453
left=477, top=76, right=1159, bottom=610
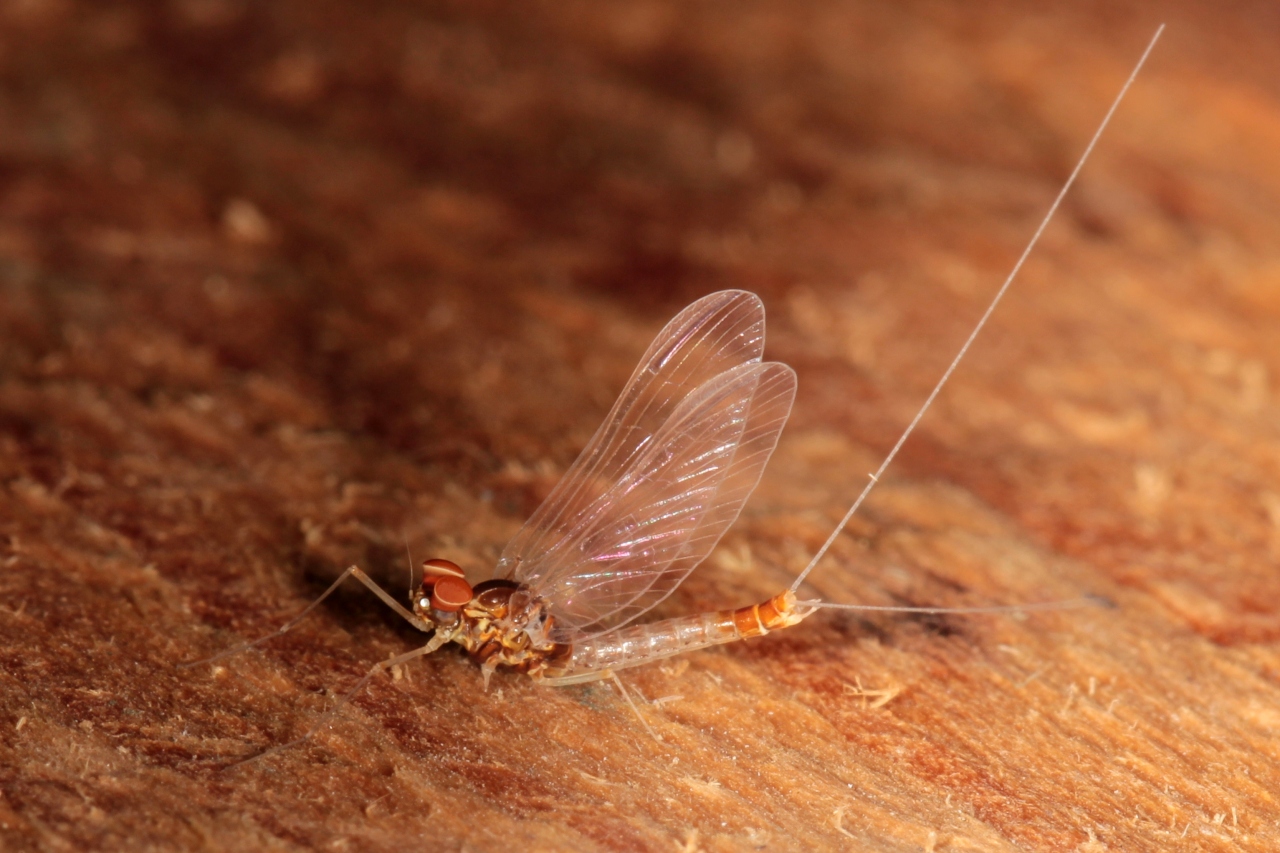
left=188, top=27, right=1163, bottom=759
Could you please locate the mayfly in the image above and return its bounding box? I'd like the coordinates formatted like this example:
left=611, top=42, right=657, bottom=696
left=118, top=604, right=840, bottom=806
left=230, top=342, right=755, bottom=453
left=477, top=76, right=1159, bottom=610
left=188, top=27, right=1164, bottom=756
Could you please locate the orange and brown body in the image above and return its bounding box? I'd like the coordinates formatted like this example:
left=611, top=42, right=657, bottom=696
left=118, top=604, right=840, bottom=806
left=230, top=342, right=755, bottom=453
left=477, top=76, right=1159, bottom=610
left=414, top=560, right=814, bottom=688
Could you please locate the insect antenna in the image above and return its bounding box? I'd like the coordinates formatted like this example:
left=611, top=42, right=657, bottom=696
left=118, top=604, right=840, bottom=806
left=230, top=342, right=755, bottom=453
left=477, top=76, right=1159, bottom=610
left=404, top=532, right=417, bottom=597
left=789, top=25, right=1165, bottom=607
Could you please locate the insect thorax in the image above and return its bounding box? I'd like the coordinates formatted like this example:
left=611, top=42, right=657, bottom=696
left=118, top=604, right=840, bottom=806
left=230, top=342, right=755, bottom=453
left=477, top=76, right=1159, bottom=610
left=446, top=580, right=570, bottom=676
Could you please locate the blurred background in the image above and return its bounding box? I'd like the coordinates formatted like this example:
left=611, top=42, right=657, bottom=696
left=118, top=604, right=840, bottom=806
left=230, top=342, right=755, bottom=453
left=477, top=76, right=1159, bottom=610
left=2, top=2, right=1279, bottom=851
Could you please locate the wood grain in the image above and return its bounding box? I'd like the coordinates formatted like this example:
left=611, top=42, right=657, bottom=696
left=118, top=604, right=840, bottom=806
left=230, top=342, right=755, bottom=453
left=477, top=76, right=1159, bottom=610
left=2, top=2, right=1278, bottom=851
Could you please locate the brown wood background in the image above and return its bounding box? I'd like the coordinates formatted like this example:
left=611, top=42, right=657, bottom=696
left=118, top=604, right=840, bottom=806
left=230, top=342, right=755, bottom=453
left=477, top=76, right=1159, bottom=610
left=2, top=1, right=1279, bottom=851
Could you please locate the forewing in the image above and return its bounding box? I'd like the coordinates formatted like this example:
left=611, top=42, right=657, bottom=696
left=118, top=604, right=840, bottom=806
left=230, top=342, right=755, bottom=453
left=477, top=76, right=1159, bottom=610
left=496, top=290, right=766, bottom=580
left=513, top=361, right=796, bottom=641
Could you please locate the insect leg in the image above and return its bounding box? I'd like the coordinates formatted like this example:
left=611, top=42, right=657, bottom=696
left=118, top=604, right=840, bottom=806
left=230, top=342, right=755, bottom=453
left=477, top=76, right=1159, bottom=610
left=609, top=671, right=661, bottom=743
left=181, top=565, right=433, bottom=670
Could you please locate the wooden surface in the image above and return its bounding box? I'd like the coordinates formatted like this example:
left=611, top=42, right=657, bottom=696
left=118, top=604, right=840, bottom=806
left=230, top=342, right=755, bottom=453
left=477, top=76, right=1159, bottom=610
left=2, top=2, right=1279, bottom=851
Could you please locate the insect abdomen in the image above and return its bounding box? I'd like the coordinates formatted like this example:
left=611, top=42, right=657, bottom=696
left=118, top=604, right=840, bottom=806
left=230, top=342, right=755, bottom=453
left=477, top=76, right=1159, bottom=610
left=543, top=591, right=813, bottom=683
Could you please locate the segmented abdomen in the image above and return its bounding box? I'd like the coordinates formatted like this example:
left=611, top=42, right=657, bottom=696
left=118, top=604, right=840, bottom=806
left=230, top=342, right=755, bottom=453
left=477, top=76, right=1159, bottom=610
left=540, top=590, right=813, bottom=685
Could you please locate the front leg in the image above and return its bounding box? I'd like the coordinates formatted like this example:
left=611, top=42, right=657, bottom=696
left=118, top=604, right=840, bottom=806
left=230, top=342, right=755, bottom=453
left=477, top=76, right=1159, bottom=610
left=182, top=565, right=433, bottom=670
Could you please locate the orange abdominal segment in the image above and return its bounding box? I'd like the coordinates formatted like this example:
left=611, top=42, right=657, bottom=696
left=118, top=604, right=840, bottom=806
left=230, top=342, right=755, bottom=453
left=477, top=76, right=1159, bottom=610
left=728, top=591, right=798, bottom=638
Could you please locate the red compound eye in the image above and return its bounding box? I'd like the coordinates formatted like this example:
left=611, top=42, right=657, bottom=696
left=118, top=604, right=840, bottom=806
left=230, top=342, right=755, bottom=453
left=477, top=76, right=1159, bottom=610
left=430, top=575, right=473, bottom=612
left=421, top=558, right=465, bottom=578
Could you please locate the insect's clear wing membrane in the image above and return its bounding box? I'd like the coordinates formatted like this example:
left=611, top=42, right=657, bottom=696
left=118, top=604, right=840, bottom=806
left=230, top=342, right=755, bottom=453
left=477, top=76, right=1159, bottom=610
left=508, top=360, right=796, bottom=642
left=497, top=290, right=766, bottom=579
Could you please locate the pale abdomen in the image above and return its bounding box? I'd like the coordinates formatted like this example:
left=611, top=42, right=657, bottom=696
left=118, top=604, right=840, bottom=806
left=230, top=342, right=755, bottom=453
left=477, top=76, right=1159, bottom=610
left=538, top=590, right=814, bottom=685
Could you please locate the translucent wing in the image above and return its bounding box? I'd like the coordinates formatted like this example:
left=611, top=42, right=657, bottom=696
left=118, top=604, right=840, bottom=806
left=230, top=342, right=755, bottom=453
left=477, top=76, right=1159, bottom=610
left=496, top=290, right=795, bottom=641
left=522, top=362, right=795, bottom=640
left=497, top=290, right=765, bottom=585
left=500, top=290, right=767, bottom=570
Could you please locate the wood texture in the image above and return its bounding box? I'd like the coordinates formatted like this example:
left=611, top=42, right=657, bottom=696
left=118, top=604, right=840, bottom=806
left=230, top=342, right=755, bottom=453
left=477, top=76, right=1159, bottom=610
left=2, top=2, right=1279, bottom=851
